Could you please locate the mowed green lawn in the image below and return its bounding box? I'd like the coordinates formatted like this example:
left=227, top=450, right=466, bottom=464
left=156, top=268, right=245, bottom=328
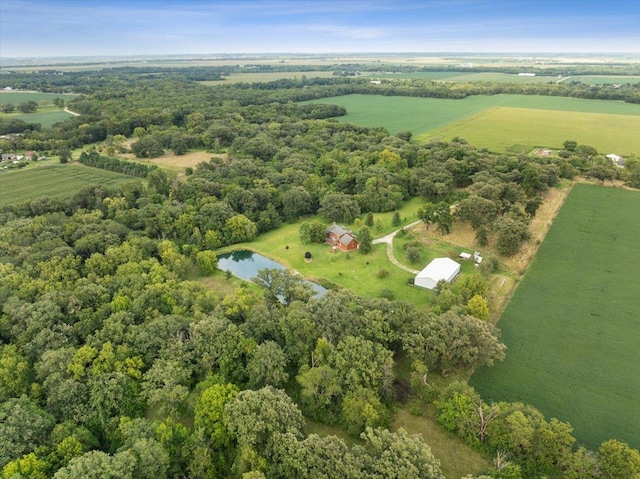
left=471, top=184, right=640, bottom=449
left=216, top=198, right=438, bottom=308
left=421, top=107, right=640, bottom=156
left=0, top=164, right=137, bottom=206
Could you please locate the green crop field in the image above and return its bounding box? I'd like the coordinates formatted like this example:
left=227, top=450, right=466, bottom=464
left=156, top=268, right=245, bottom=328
left=0, top=91, right=78, bottom=105
left=362, top=72, right=559, bottom=83
left=8, top=109, right=75, bottom=128
left=362, top=71, right=475, bottom=81
left=471, top=184, right=640, bottom=449
left=443, top=72, right=560, bottom=83
left=421, top=107, right=640, bottom=156
left=570, top=75, right=640, bottom=85
left=0, top=164, right=137, bottom=206
left=304, top=94, right=640, bottom=154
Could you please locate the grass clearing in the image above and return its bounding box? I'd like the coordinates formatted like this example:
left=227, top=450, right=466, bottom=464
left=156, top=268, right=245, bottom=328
left=394, top=408, right=491, bottom=478
left=216, top=198, right=434, bottom=308
left=0, top=163, right=137, bottom=206
left=470, top=184, right=640, bottom=449
left=118, top=148, right=225, bottom=176
left=420, top=107, right=640, bottom=155
left=0, top=91, right=78, bottom=105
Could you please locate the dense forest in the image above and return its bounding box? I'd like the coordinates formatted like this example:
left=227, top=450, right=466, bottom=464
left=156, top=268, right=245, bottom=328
left=1, top=68, right=640, bottom=478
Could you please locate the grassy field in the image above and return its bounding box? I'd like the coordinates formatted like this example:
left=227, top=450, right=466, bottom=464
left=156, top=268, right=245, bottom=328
left=470, top=184, right=640, bottom=449
left=6, top=108, right=75, bottom=128
left=421, top=106, right=640, bottom=155
left=0, top=91, right=78, bottom=105
left=570, top=75, right=640, bottom=85
left=0, top=163, right=137, bottom=206
left=394, top=408, right=491, bottom=478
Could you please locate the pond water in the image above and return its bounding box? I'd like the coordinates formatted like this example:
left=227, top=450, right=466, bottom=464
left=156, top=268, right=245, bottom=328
left=217, top=250, right=327, bottom=298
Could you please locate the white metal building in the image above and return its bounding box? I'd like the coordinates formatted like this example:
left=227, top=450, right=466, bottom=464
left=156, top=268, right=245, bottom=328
left=415, top=257, right=461, bottom=290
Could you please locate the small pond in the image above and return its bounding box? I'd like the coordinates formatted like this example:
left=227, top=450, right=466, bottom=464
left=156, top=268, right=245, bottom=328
left=217, top=250, right=327, bottom=298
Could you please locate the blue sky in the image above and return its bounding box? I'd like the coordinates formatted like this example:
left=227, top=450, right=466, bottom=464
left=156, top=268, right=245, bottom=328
left=1, top=0, right=639, bottom=58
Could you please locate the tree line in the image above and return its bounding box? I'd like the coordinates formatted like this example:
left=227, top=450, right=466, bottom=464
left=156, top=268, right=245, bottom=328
left=78, top=151, right=158, bottom=178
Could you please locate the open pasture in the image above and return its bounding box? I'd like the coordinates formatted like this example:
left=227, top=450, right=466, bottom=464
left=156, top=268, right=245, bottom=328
left=471, top=184, right=640, bottom=449
left=0, top=164, right=136, bottom=206
left=0, top=91, right=77, bottom=105
left=421, top=106, right=640, bottom=155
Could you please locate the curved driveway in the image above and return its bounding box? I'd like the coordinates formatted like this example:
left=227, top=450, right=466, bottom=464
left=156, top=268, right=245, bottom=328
left=372, top=220, right=423, bottom=274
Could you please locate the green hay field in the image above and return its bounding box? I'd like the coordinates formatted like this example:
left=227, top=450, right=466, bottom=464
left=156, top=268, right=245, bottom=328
left=305, top=93, right=640, bottom=137
left=471, top=184, right=640, bottom=449
left=421, top=106, right=640, bottom=156
left=0, top=164, right=137, bottom=206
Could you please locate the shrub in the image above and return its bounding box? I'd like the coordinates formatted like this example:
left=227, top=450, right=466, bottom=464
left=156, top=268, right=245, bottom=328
left=377, top=269, right=389, bottom=279
left=406, top=246, right=421, bottom=264
left=380, top=289, right=395, bottom=300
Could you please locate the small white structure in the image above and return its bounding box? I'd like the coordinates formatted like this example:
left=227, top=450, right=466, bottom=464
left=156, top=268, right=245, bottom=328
left=474, top=252, right=483, bottom=264
left=606, top=153, right=625, bottom=167
left=459, top=252, right=472, bottom=260
left=415, top=258, right=460, bottom=290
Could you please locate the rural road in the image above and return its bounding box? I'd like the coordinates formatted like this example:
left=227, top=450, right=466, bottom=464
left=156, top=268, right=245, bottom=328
left=372, top=220, right=423, bottom=274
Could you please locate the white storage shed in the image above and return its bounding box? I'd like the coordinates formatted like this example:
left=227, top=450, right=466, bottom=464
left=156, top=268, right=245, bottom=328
left=415, top=257, right=461, bottom=290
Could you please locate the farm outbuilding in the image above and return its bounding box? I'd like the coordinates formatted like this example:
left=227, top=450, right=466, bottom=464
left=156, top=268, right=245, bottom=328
left=415, top=257, right=460, bottom=290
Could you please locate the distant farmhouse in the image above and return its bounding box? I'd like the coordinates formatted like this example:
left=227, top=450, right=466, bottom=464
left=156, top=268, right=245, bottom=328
left=415, top=257, right=460, bottom=290
left=326, top=223, right=359, bottom=252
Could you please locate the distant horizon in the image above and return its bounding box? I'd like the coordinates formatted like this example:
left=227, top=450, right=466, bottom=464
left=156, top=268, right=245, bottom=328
left=1, top=1, right=638, bottom=59
left=2, top=52, right=639, bottom=66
